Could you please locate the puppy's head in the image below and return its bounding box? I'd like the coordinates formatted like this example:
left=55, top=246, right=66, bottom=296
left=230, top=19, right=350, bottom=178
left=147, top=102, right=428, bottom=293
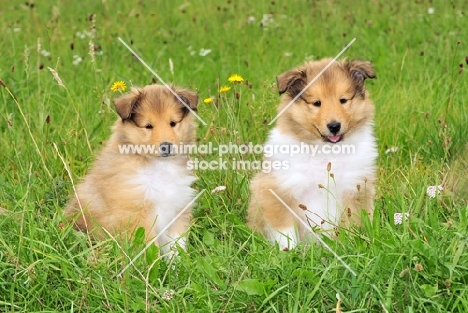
left=113, top=84, right=198, bottom=157
left=276, top=58, right=376, bottom=143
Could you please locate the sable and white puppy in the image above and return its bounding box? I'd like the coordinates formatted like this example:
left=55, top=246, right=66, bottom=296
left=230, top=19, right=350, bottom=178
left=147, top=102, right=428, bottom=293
left=65, top=84, right=198, bottom=255
left=248, top=58, right=377, bottom=250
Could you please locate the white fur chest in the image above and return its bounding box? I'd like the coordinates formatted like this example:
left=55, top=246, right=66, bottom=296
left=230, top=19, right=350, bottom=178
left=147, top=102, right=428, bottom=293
left=265, top=126, right=377, bottom=229
left=130, top=157, right=196, bottom=227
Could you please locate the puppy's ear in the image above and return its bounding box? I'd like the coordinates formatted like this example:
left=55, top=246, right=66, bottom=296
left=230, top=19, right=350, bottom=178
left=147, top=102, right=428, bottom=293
left=114, top=87, right=143, bottom=120
left=276, top=69, right=307, bottom=96
left=174, top=88, right=198, bottom=111
left=346, top=60, right=376, bottom=84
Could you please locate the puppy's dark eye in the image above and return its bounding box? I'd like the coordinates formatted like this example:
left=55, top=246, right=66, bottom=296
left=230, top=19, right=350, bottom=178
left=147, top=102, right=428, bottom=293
left=170, top=121, right=176, bottom=127
left=145, top=124, right=153, bottom=129
left=312, top=100, right=321, bottom=107
left=340, top=99, right=348, bottom=104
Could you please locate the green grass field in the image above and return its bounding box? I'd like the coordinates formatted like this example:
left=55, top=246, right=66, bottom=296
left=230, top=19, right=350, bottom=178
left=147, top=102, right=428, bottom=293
left=1, top=1, right=468, bottom=312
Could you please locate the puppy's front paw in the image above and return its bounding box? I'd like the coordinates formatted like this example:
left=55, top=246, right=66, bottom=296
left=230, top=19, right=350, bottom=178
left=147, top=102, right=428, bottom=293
left=276, top=232, right=298, bottom=251
left=266, top=226, right=298, bottom=251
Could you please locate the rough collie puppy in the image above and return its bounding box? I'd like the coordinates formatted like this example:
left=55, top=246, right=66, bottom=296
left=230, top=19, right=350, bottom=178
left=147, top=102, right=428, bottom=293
left=248, top=58, right=377, bottom=250
left=65, top=84, right=198, bottom=255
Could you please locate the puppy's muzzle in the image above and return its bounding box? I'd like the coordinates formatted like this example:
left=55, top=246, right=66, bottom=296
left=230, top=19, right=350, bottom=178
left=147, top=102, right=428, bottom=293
left=159, top=142, right=173, bottom=157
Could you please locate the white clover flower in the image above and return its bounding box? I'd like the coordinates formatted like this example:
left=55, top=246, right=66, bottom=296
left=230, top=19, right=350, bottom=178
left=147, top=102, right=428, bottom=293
left=385, top=146, right=399, bottom=154
left=261, top=14, right=275, bottom=29
left=76, top=30, right=92, bottom=39
left=187, top=46, right=195, bottom=56
left=72, top=55, right=83, bottom=65
left=247, top=16, right=256, bottom=23
left=426, top=185, right=443, bottom=198
left=428, top=7, right=435, bottom=14
left=394, top=212, right=410, bottom=225
left=199, top=48, right=212, bottom=57
left=162, top=289, right=175, bottom=301
left=41, top=50, right=51, bottom=57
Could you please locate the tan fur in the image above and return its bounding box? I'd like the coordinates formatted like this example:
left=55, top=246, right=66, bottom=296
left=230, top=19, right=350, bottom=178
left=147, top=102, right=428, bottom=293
left=446, top=142, right=468, bottom=202
left=248, top=58, right=377, bottom=245
left=340, top=181, right=376, bottom=227
left=65, top=84, right=198, bottom=248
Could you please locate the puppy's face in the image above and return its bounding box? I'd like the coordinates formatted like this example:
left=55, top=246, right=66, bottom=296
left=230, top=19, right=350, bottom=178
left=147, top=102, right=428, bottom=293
left=276, top=59, right=376, bottom=143
left=113, top=84, right=198, bottom=157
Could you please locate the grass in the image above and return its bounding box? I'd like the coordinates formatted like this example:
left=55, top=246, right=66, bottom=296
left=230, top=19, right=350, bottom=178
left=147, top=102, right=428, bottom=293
left=1, top=0, right=467, bottom=312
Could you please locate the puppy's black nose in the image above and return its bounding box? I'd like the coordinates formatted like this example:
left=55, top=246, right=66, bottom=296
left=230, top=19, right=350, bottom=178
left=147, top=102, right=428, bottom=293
left=159, top=142, right=173, bottom=157
left=327, top=122, right=341, bottom=135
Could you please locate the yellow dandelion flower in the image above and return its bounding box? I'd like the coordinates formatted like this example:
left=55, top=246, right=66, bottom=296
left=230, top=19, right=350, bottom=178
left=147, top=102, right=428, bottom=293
left=204, top=97, right=214, bottom=104
left=228, top=74, right=244, bottom=83
left=219, top=85, right=231, bottom=93
left=111, top=81, right=127, bottom=92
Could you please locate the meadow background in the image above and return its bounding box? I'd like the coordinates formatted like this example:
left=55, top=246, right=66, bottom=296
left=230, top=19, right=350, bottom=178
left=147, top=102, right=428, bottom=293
left=1, top=0, right=467, bottom=312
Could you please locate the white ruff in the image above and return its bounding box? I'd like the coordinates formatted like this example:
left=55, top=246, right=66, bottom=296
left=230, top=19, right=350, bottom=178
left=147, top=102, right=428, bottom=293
left=129, top=157, right=195, bottom=244
left=265, top=124, right=377, bottom=234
